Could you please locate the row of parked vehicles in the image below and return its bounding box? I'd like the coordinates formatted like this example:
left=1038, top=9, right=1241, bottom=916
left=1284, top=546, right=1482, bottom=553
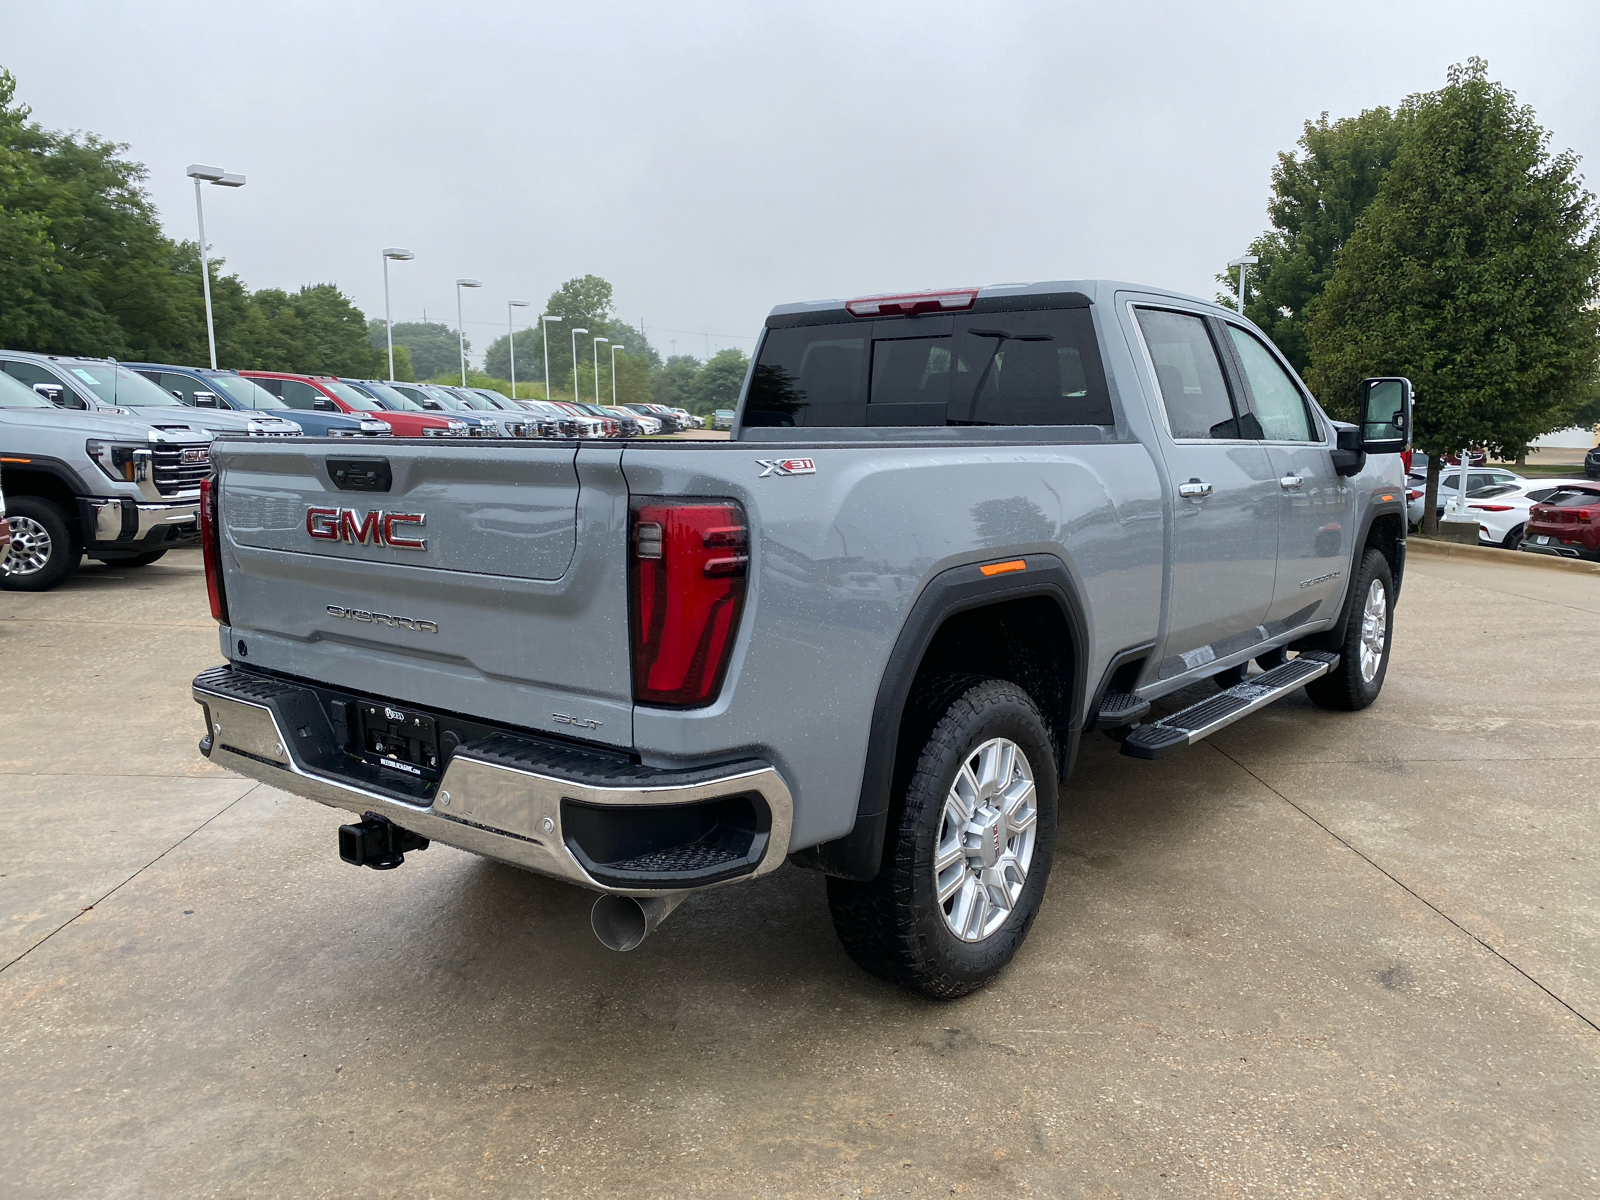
left=0, top=349, right=703, bottom=591
left=1403, top=452, right=1600, bottom=560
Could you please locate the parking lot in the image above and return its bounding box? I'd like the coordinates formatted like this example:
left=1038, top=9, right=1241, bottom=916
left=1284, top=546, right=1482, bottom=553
left=2, top=548, right=1596, bottom=1197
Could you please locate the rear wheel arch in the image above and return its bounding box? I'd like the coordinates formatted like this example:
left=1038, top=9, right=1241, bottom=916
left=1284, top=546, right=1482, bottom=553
left=791, top=554, right=1088, bottom=881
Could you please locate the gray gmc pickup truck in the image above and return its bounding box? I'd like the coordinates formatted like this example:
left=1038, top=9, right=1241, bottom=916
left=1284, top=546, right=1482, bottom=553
left=191, top=280, right=1412, bottom=997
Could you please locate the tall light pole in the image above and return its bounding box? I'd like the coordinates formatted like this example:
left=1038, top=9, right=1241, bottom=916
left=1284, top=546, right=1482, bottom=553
left=455, top=278, right=482, bottom=385
left=592, top=336, right=609, bottom=405
left=541, top=315, right=561, bottom=401
left=186, top=164, right=246, bottom=369
left=507, top=299, right=530, bottom=397
left=1228, top=254, right=1259, bottom=316
left=381, top=248, right=414, bottom=381
left=570, top=328, right=588, bottom=401
left=609, top=343, right=625, bottom=406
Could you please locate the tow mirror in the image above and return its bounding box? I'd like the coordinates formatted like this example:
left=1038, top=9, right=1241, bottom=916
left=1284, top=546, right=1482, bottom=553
left=313, top=397, right=335, bottom=411
left=192, top=391, right=219, bottom=407
left=33, top=383, right=65, bottom=404
left=1357, top=377, right=1412, bottom=454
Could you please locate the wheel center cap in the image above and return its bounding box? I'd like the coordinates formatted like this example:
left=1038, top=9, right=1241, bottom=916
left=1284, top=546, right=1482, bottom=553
left=972, top=808, right=1004, bottom=869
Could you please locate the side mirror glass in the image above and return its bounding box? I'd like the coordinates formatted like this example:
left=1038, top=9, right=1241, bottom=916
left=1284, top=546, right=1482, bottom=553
left=1357, top=377, right=1412, bottom=454
left=192, top=391, right=219, bottom=407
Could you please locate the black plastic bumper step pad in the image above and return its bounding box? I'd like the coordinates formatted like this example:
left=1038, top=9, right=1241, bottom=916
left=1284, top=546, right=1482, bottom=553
left=1120, top=651, right=1338, bottom=760
left=1096, top=690, right=1151, bottom=728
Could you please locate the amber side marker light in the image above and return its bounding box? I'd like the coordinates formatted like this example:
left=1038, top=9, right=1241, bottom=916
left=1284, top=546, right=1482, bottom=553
left=1380, top=494, right=1395, bottom=502
left=980, top=559, right=1027, bottom=577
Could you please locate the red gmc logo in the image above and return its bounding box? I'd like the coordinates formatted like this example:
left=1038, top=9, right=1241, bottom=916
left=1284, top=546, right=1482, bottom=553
left=305, top=507, right=427, bottom=550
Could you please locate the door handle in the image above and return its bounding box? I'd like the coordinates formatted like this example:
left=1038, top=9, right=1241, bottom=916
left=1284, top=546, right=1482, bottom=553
left=1177, top=479, right=1213, bottom=499
left=1279, top=474, right=1304, bottom=490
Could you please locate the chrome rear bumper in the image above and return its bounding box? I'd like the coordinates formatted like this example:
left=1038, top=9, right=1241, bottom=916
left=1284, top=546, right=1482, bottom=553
left=192, top=667, right=792, bottom=895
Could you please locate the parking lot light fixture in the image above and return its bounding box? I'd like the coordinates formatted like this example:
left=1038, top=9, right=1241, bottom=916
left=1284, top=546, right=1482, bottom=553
left=382, top=249, right=414, bottom=381
left=187, top=163, right=247, bottom=369
left=455, top=278, right=482, bottom=385
left=541, top=315, right=562, bottom=402
left=592, top=337, right=609, bottom=405
left=570, top=328, right=588, bottom=401
left=1228, top=254, right=1259, bottom=315
left=508, top=300, right=531, bottom=398
left=609, top=343, right=624, bottom=406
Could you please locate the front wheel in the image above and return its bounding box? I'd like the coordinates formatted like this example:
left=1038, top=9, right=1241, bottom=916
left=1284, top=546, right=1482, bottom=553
left=1306, top=547, right=1394, bottom=712
left=1, top=497, right=80, bottom=592
left=827, top=677, right=1058, bottom=999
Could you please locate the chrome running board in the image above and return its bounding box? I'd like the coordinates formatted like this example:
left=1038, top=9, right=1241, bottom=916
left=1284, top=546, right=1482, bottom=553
left=1120, top=651, right=1338, bottom=760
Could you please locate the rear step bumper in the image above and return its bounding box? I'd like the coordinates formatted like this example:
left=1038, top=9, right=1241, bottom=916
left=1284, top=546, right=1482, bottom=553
left=192, top=666, right=792, bottom=895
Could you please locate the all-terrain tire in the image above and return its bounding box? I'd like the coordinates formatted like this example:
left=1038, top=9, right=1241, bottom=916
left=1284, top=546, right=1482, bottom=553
left=1305, top=547, right=1393, bottom=712
left=826, top=677, right=1059, bottom=1000
left=1, top=496, right=80, bottom=592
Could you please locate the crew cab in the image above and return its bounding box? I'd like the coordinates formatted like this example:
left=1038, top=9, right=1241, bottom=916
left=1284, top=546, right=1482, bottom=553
left=0, top=369, right=212, bottom=589
left=192, top=280, right=1411, bottom=997
left=126, top=363, right=394, bottom=439
left=1, top=351, right=303, bottom=438
left=242, top=372, right=467, bottom=438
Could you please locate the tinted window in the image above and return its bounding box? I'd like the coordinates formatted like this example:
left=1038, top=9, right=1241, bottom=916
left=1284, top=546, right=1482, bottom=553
left=745, top=327, right=868, bottom=426
left=1546, top=488, right=1600, bottom=507
left=208, top=375, right=289, bottom=410
left=745, top=308, right=1110, bottom=428
left=2, top=359, right=87, bottom=408
left=1526, top=488, right=1557, bottom=503
left=1135, top=309, right=1247, bottom=440
left=159, top=372, right=201, bottom=403
left=278, top=379, right=323, bottom=410
left=1226, top=326, right=1314, bottom=441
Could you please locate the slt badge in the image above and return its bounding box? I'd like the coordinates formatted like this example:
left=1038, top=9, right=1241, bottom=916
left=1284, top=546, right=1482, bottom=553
left=756, top=457, right=815, bottom=478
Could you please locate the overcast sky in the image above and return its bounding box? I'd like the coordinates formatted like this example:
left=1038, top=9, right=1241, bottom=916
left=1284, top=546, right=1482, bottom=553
left=7, top=1, right=1599, bottom=364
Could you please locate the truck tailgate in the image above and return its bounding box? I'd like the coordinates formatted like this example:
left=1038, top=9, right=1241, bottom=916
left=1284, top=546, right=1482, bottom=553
left=213, top=441, right=635, bottom=747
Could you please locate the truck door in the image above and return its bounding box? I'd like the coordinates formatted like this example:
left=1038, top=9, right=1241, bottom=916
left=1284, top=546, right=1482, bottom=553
left=1220, top=324, right=1354, bottom=629
left=1130, top=306, right=1279, bottom=675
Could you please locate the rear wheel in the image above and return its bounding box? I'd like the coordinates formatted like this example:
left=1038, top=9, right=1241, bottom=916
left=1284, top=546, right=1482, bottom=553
left=1, top=497, right=80, bottom=592
left=827, top=677, right=1058, bottom=999
left=1306, top=548, right=1393, bottom=712
left=1501, top=524, right=1525, bottom=551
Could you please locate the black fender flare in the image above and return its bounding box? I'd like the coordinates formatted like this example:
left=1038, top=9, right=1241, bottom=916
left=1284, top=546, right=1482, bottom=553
left=1293, top=499, right=1406, bottom=653
left=792, top=552, right=1089, bottom=881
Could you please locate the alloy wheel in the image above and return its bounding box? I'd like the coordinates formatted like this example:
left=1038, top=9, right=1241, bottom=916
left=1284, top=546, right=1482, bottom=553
left=1358, top=577, right=1388, bottom=683
left=2, top=515, right=52, bottom=578
left=934, top=737, right=1038, bottom=942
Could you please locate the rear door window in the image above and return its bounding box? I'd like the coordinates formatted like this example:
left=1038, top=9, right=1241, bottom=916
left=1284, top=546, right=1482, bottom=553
left=278, top=380, right=322, bottom=410
left=744, top=307, right=1110, bottom=428
left=1134, top=309, right=1250, bottom=440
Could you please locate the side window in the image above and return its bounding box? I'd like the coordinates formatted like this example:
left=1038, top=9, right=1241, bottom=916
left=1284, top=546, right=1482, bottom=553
left=160, top=373, right=200, bottom=403
left=1526, top=488, right=1556, bottom=503
left=1134, top=309, right=1243, bottom=440
left=1225, top=326, right=1314, bottom=442
left=2, top=359, right=87, bottom=409
left=278, top=380, right=320, bottom=409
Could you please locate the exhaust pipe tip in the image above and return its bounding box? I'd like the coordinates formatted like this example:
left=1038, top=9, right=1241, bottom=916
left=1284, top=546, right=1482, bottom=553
left=590, top=891, right=689, bottom=952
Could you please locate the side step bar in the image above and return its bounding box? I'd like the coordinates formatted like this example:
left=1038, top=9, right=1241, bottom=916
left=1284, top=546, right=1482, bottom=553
left=1120, top=651, right=1338, bottom=760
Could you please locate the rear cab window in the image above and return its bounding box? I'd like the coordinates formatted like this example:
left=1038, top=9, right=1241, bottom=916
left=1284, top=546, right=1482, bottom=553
left=744, top=297, right=1113, bottom=429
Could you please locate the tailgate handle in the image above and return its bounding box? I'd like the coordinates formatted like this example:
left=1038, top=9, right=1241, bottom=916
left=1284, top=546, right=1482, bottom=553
left=326, top=457, right=392, bottom=493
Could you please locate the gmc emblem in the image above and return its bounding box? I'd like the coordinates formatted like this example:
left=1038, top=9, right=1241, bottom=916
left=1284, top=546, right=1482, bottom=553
left=305, top=507, right=427, bottom=550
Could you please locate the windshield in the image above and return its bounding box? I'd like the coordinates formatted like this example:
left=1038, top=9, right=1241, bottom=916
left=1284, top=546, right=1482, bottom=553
left=322, top=381, right=386, bottom=410
left=375, top=384, right=429, bottom=412
left=418, top=386, right=468, bottom=411
left=448, top=389, right=495, bottom=410
left=65, top=362, right=184, bottom=407
left=206, top=374, right=289, bottom=410
left=0, top=371, right=57, bottom=409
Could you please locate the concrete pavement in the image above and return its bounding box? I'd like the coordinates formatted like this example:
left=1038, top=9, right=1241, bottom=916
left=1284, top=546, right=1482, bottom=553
left=2, top=548, right=1596, bottom=1197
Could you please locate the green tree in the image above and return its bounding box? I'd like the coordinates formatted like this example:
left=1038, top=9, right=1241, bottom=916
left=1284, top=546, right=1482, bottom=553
left=1307, top=59, right=1600, bottom=531
left=690, top=348, right=750, bottom=414
left=652, top=353, right=702, bottom=409
left=0, top=71, right=58, bottom=350
left=368, top=319, right=460, bottom=380
left=1217, top=106, right=1403, bottom=372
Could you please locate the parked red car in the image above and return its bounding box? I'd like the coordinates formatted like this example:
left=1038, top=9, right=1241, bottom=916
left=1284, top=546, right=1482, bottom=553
left=1522, top=483, right=1600, bottom=561
left=241, top=372, right=467, bottom=438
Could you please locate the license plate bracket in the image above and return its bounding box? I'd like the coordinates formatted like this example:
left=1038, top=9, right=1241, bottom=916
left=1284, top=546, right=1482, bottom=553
left=355, top=702, right=441, bottom=780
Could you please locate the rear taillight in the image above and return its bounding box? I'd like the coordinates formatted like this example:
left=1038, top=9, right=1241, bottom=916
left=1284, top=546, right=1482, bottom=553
left=200, top=474, right=229, bottom=624
left=629, top=499, right=748, bottom=707
left=1468, top=504, right=1514, bottom=512
left=1401, top=449, right=1413, bottom=474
